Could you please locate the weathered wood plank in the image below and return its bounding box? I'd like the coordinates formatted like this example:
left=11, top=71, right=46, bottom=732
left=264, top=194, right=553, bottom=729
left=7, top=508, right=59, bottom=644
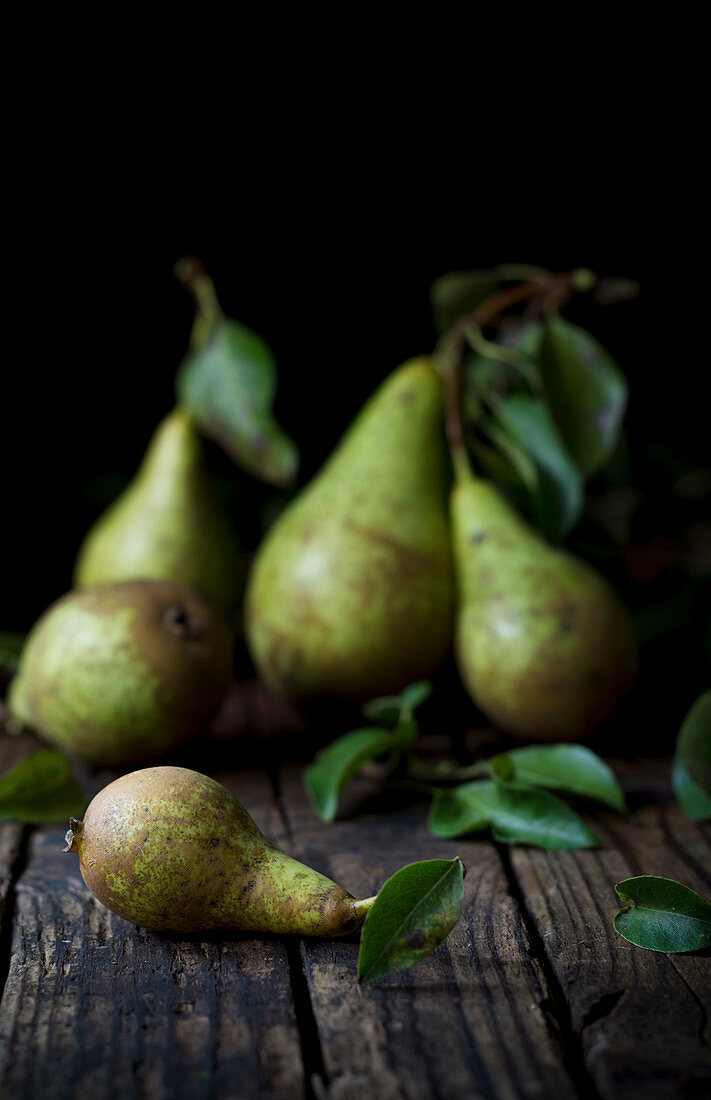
left=508, top=764, right=711, bottom=1100
left=0, top=769, right=306, bottom=1100
left=278, top=765, right=579, bottom=1100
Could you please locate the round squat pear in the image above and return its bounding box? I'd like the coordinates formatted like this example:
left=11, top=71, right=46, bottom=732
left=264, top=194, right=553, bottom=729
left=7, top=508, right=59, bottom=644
left=65, top=766, right=375, bottom=935
left=74, top=408, right=240, bottom=617
left=9, top=581, right=233, bottom=765
left=451, top=472, right=638, bottom=740
left=246, top=357, right=455, bottom=701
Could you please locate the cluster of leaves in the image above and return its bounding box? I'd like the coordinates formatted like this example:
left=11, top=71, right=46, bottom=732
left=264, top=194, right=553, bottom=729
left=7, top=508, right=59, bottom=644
left=432, top=266, right=633, bottom=541
left=0, top=749, right=85, bottom=823
left=304, top=685, right=625, bottom=850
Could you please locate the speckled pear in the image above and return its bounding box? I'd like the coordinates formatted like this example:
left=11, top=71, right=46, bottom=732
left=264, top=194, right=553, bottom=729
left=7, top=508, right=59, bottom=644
left=74, top=409, right=239, bottom=617
left=65, top=766, right=375, bottom=935
left=9, top=581, right=233, bottom=765
left=246, top=357, right=455, bottom=701
left=452, top=472, right=638, bottom=740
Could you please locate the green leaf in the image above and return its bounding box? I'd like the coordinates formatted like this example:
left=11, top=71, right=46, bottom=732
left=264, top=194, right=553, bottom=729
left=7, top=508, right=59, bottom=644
left=541, top=317, right=628, bottom=477
left=614, top=876, right=711, bottom=953
left=362, top=681, right=432, bottom=726
left=0, top=749, right=86, bottom=823
left=176, top=319, right=299, bottom=487
left=428, top=780, right=598, bottom=849
left=495, top=393, right=584, bottom=540
left=399, top=681, right=432, bottom=712
left=304, top=723, right=415, bottom=823
left=357, top=858, right=464, bottom=982
left=673, top=690, right=711, bottom=822
left=497, top=744, right=626, bottom=811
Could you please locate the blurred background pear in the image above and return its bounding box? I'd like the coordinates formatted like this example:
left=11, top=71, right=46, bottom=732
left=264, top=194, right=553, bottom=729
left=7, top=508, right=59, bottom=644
left=246, top=357, right=455, bottom=701
left=9, top=580, right=233, bottom=765
left=74, top=409, right=239, bottom=618
left=451, top=468, right=638, bottom=740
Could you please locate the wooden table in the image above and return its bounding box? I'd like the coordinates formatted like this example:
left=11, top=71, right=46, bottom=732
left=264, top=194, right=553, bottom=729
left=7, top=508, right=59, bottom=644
left=1, top=698, right=710, bottom=1100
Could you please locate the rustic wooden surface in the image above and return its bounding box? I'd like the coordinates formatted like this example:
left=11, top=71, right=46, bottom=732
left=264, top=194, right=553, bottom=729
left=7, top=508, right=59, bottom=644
left=1, top=702, right=710, bottom=1100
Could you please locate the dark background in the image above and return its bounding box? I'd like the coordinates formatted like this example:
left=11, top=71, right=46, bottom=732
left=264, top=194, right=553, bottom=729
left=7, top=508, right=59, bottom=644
left=3, top=180, right=708, bottom=745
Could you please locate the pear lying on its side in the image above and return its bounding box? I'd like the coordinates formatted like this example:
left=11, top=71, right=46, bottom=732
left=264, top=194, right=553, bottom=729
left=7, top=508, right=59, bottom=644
left=246, top=357, right=455, bottom=701
left=65, top=766, right=375, bottom=935
left=9, top=581, right=233, bottom=765
left=74, top=409, right=240, bottom=617
left=452, top=473, right=638, bottom=741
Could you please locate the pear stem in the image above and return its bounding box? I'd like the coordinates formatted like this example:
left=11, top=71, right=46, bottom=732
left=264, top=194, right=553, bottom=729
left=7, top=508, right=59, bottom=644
left=351, top=895, right=378, bottom=924
left=174, top=256, right=223, bottom=331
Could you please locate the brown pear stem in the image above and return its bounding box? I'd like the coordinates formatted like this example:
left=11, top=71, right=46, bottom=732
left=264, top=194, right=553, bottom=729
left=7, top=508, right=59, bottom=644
left=174, top=256, right=223, bottom=330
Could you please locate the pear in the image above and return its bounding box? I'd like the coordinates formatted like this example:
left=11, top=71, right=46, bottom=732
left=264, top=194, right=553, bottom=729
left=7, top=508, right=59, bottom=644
left=451, top=470, right=638, bottom=740
left=245, top=357, right=455, bottom=701
left=74, top=409, right=239, bottom=617
left=9, top=581, right=233, bottom=765
left=65, top=766, right=375, bottom=935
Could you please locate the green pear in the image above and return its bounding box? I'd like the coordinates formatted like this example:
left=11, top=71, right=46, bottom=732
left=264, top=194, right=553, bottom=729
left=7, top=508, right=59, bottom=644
left=65, top=766, right=376, bottom=935
left=9, top=581, right=233, bottom=765
left=245, top=357, right=455, bottom=701
left=74, top=409, right=239, bottom=617
left=451, top=471, right=638, bottom=740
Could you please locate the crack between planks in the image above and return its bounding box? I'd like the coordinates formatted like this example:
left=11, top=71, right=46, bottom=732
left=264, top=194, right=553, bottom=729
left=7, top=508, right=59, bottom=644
left=269, top=765, right=329, bottom=1100
left=495, top=842, right=605, bottom=1100
left=0, top=825, right=32, bottom=1007
left=668, top=957, right=710, bottom=1049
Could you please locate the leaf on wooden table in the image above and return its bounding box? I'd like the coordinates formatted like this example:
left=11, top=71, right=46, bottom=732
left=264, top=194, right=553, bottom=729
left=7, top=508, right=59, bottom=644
left=0, top=749, right=85, bottom=823
left=673, top=689, right=711, bottom=822
left=428, top=779, right=598, bottom=849
left=362, top=680, right=431, bottom=727
left=493, top=744, right=626, bottom=811
left=357, top=858, right=465, bottom=982
left=614, top=876, right=711, bottom=953
left=304, top=724, right=414, bottom=823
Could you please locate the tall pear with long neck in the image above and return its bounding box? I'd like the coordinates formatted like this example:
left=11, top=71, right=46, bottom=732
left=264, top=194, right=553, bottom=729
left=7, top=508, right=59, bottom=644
left=74, top=409, right=239, bottom=617
left=245, top=357, right=455, bottom=701
left=451, top=466, right=638, bottom=740
left=66, top=767, right=375, bottom=936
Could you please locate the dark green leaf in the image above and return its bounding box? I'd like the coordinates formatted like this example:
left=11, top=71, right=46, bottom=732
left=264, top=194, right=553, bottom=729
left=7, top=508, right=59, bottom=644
left=495, top=393, right=584, bottom=540
left=497, top=744, right=626, bottom=811
left=399, top=681, right=432, bottom=712
left=0, top=750, right=85, bottom=823
left=357, top=858, right=464, bottom=982
left=361, top=697, right=401, bottom=728
left=541, top=317, right=628, bottom=476
left=176, top=319, right=299, bottom=487
left=304, top=724, right=414, bottom=823
left=362, top=681, right=432, bottom=726
left=428, top=780, right=598, bottom=849
left=614, top=876, right=711, bottom=953
left=673, top=690, right=711, bottom=822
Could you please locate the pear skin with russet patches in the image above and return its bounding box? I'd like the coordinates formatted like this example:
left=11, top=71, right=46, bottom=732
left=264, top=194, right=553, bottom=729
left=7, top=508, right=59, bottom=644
left=65, top=767, right=375, bottom=935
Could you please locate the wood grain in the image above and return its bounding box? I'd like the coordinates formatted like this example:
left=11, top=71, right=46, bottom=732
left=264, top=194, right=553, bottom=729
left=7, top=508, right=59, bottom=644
left=278, top=765, right=578, bottom=1100
left=0, top=768, right=306, bottom=1100
left=507, top=764, right=711, bottom=1100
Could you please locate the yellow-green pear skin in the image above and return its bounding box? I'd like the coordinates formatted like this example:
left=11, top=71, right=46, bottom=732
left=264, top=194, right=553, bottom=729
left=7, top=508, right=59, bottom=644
left=65, top=766, right=373, bottom=935
left=245, top=357, right=455, bottom=701
left=9, top=581, right=233, bottom=765
left=451, top=476, right=638, bottom=740
left=74, top=409, right=239, bottom=617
